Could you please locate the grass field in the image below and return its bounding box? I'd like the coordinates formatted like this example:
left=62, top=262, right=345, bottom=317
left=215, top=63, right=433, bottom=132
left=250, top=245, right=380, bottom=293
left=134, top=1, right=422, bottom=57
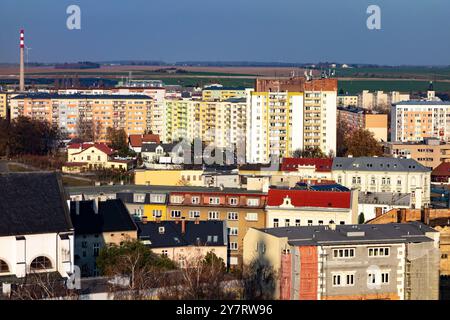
left=336, top=66, right=450, bottom=80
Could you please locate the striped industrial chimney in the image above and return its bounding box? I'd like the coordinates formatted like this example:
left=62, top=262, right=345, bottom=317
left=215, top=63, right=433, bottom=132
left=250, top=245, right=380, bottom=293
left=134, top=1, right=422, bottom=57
left=19, top=29, right=25, bottom=91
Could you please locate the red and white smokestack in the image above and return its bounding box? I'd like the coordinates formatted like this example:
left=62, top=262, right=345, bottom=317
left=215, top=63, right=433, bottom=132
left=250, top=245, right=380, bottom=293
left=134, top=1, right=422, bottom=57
left=19, top=29, right=25, bottom=91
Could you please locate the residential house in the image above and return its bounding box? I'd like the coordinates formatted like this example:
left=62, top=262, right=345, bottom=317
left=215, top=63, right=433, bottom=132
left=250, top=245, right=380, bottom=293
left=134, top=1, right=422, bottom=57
left=432, top=162, right=450, bottom=184
left=63, top=142, right=134, bottom=173
left=116, top=191, right=169, bottom=221
left=128, top=134, right=160, bottom=153
left=243, top=222, right=440, bottom=300
left=69, top=199, right=138, bottom=277
left=166, top=188, right=268, bottom=266
left=137, top=220, right=228, bottom=267
left=0, top=172, right=74, bottom=291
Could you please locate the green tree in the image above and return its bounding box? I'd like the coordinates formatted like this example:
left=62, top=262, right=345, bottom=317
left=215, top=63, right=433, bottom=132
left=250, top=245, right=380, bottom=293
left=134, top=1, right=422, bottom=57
left=292, top=146, right=326, bottom=158
left=106, top=127, right=132, bottom=157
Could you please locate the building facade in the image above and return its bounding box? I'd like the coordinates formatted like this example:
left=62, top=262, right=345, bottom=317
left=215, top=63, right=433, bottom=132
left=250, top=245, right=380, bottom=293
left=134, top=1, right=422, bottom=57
left=391, top=101, right=450, bottom=143
left=337, top=106, right=388, bottom=142
left=243, top=222, right=440, bottom=300
left=331, top=157, right=431, bottom=209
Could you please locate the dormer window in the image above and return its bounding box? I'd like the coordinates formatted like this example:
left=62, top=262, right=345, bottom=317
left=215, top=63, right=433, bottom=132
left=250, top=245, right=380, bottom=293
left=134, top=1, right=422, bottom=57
left=283, top=196, right=291, bottom=206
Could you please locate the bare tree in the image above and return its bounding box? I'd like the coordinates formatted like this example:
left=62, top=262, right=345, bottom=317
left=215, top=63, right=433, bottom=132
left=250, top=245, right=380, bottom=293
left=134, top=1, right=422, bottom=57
left=158, top=251, right=237, bottom=300
left=241, top=260, right=278, bottom=300
left=8, top=272, right=79, bottom=300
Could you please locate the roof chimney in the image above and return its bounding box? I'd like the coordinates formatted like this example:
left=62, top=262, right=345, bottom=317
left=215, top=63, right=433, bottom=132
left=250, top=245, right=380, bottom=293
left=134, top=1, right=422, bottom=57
left=93, top=198, right=99, bottom=214
left=329, top=220, right=336, bottom=230
left=181, top=218, right=186, bottom=234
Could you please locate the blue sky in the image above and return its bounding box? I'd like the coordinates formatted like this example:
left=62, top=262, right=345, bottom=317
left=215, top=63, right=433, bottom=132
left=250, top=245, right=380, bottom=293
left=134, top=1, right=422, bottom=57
left=0, top=0, right=449, bottom=65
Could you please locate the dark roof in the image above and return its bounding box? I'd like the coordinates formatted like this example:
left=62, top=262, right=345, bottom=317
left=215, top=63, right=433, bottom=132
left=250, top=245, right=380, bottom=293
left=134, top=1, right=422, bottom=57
left=137, top=220, right=227, bottom=248
left=11, top=93, right=152, bottom=100
left=332, top=157, right=430, bottom=172
left=0, top=172, right=73, bottom=237
left=141, top=143, right=178, bottom=153
left=65, top=184, right=266, bottom=196
left=259, top=221, right=437, bottom=246
left=308, top=184, right=350, bottom=192
left=70, top=200, right=137, bottom=235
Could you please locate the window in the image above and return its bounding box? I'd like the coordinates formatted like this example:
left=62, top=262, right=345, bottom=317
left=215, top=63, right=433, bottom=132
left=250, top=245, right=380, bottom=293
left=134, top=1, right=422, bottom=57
left=381, top=272, right=389, bottom=284
left=228, top=212, right=238, bottom=220
left=209, top=197, right=220, bottom=205
left=295, top=219, right=301, bottom=226
left=346, top=274, right=355, bottom=286
left=189, top=210, right=200, bottom=219
left=333, top=248, right=355, bottom=259
left=229, top=198, right=238, bottom=205
left=171, top=195, right=184, bottom=204
left=161, top=250, right=168, bottom=257
left=191, top=196, right=200, bottom=204
left=93, top=243, right=100, bottom=257
left=246, top=213, right=258, bottom=221
left=134, top=193, right=146, bottom=203
left=30, top=256, right=52, bottom=270
left=229, top=227, right=238, bottom=236
left=247, top=198, right=260, bottom=206
left=285, top=219, right=290, bottom=227
left=273, top=218, right=279, bottom=227
left=367, top=273, right=376, bottom=284
left=150, top=194, right=165, bottom=203
left=171, top=210, right=181, bottom=218
left=0, top=260, right=9, bottom=273
left=308, top=220, right=313, bottom=226
left=368, top=247, right=390, bottom=257
left=318, top=220, right=323, bottom=225
left=208, top=211, right=219, bottom=220
left=152, top=209, right=162, bottom=218
left=333, top=275, right=341, bottom=286
left=229, top=242, right=238, bottom=251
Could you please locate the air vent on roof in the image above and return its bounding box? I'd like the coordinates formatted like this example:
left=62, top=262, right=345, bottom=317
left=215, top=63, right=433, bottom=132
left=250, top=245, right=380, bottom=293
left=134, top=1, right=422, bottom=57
left=346, top=231, right=365, bottom=237
left=158, top=226, right=165, bottom=234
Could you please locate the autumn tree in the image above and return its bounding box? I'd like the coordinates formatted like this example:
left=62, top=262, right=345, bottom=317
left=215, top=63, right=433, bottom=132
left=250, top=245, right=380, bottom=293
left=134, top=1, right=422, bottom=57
left=344, top=128, right=383, bottom=157
left=76, top=115, right=94, bottom=142
left=106, top=127, right=130, bottom=156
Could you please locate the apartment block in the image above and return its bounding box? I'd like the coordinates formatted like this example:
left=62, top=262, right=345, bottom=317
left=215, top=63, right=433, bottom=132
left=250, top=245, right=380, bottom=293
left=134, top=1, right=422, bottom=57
left=166, top=188, right=267, bottom=266
left=338, top=106, right=388, bottom=142
left=243, top=222, right=440, bottom=300
left=337, top=94, right=358, bottom=107
left=247, top=77, right=337, bottom=163
left=0, top=93, right=8, bottom=119
left=359, top=90, right=410, bottom=110
left=384, top=138, right=450, bottom=169
left=10, top=93, right=153, bottom=141
left=332, top=157, right=431, bottom=208
left=391, top=100, right=450, bottom=143
left=202, top=86, right=248, bottom=102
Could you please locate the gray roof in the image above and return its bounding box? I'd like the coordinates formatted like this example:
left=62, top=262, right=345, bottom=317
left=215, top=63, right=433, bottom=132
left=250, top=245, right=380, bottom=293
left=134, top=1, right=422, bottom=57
left=141, top=143, right=178, bottom=153
left=358, top=192, right=411, bottom=206
left=259, top=222, right=437, bottom=246
left=0, top=172, right=73, bottom=237
left=65, top=184, right=266, bottom=196
left=394, top=100, right=450, bottom=106
left=137, top=220, right=227, bottom=248
left=332, top=157, right=430, bottom=172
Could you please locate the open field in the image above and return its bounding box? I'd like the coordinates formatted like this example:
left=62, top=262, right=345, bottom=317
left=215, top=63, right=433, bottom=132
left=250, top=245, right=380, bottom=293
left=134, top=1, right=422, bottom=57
left=339, top=80, right=450, bottom=94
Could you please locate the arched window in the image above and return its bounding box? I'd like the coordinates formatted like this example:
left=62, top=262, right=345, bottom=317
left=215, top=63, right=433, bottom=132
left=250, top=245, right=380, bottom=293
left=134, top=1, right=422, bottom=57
left=30, top=256, right=52, bottom=271
left=0, top=260, right=9, bottom=273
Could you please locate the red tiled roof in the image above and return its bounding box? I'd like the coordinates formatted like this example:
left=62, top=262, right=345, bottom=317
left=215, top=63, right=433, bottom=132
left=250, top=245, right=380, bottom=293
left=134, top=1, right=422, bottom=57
left=281, top=158, right=333, bottom=172
left=267, top=189, right=351, bottom=209
left=68, top=143, right=115, bottom=156
left=129, top=134, right=161, bottom=147
left=432, top=162, right=450, bottom=177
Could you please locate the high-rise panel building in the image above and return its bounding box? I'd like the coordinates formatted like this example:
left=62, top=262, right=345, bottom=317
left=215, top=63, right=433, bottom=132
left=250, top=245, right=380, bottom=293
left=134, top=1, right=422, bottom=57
left=247, top=77, right=337, bottom=163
